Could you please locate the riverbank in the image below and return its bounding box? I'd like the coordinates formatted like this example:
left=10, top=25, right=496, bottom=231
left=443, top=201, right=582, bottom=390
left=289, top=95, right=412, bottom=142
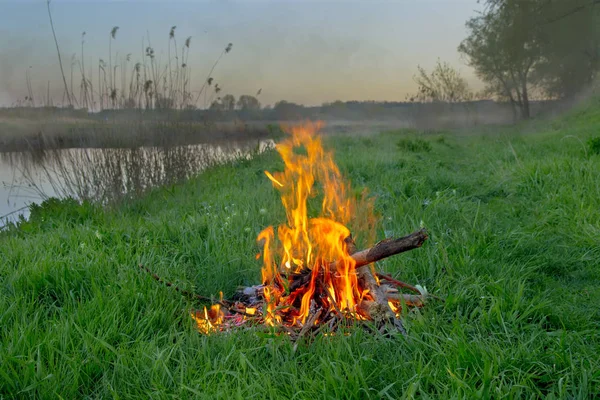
left=1, top=98, right=599, bottom=397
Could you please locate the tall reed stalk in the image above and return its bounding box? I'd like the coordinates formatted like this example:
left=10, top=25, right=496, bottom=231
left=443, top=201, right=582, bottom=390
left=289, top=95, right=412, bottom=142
left=35, top=8, right=233, bottom=112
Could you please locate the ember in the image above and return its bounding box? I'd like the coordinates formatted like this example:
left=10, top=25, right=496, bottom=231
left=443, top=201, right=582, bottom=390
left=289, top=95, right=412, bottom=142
left=146, top=122, right=431, bottom=337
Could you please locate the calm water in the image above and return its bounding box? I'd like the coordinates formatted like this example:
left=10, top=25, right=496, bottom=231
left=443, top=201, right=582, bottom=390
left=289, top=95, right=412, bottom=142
left=0, top=153, right=58, bottom=224
left=0, top=140, right=273, bottom=227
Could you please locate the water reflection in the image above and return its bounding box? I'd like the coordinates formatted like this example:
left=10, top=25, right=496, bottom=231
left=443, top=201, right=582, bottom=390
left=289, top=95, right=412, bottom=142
left=0, top=139, right=274, bottom=226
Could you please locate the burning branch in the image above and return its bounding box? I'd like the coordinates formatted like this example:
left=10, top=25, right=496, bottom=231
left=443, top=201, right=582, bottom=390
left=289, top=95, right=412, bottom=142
left=233, top=228, right=430, bottom=335
left=142, top=229, right=432, bottom=336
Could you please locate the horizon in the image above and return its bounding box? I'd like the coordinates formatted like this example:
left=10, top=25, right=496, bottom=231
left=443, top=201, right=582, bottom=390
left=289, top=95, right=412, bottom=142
left=0, top=0, right=484, bottom=108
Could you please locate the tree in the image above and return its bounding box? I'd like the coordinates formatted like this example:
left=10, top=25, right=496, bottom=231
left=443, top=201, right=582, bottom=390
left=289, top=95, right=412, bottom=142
left=208, top=94, right=235, bottom=111
left=209, top=99, right=223, bottom=111
left=460, top=0, right=600, bottom=119
left=533, top=0, right=600, bottom=98
left=221, top=94, right=236, bottom=111
left=272, top=100, right=303, bottom=120
left=459, top=1, right=542, bottom=119
left=409, top=59, right=473, bottom=103
left=236, top=95, right=261, bottom=111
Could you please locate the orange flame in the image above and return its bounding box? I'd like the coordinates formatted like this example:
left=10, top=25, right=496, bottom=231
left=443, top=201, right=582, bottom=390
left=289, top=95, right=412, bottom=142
left=191, top=304, right=224, bottom=334
left=257, top=121, right=376, bottom=325
left=192, top=121, right=379, bottom=332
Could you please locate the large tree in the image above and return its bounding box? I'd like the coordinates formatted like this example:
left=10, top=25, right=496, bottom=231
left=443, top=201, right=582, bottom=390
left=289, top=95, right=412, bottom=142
left=459, top=0, right=543, bottom=119
left=460, top=0, right=600, bottom=119
left=533, top=0, right=600, bottom=98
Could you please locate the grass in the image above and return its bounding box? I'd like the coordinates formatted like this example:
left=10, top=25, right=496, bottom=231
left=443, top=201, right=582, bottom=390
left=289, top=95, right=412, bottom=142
left=1, top=98, right=599, bottom=398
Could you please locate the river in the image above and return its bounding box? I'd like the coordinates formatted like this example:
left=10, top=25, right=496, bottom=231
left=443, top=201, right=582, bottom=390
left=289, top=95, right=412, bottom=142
left=0, top=140, right=273, bottom=227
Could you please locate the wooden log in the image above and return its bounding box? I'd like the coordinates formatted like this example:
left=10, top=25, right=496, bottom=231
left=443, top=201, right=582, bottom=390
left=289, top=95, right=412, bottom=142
left=376, top=272, right=422, bottom=294
left=384, top=292, right=425, bottom=307
left=350, top=228, right=428, bottom=268
left=285, top=228, right=428, bottom=290
left=356, top=265, right=395, bottom=317
left=235, top=228, right=428, bottom=332
left=349, top=229, right=427, bottom=334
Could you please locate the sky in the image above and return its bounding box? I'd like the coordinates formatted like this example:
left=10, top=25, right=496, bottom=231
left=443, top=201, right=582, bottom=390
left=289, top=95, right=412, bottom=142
left=0, top=0, right=484, bottom=107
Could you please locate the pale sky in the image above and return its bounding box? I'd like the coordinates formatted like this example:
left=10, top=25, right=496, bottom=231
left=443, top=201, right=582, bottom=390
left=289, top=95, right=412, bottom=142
left=0, top=0, right=484, bottom=107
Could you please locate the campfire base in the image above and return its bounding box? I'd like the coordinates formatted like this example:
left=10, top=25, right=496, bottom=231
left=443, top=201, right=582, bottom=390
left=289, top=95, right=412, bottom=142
left=143, top=228, right=434, bottom=337
left=226, top=275, right=428, bottom=338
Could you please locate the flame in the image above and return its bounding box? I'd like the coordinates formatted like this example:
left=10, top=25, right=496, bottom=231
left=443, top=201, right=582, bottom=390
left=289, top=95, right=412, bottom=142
left=192, top=121, right=378, bottom=331
left=257, top=121, right=375, bottom=326
left=191, top=304, right=224, bottom=334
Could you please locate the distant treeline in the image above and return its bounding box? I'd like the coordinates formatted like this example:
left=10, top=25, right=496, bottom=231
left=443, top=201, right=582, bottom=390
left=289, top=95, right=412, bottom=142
left=0, top=99, right=560, bottom=127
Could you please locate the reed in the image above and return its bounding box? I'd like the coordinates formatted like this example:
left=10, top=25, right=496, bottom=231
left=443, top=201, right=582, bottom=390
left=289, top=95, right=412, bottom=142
left=40, top=7, right=234, bottom=112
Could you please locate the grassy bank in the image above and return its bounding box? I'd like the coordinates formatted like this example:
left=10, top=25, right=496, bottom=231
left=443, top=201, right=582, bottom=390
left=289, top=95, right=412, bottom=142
left=1, top=98, right=599, bottom=398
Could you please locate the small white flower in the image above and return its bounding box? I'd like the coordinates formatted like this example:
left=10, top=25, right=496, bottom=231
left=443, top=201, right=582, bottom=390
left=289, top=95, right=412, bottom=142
left=259, top=208, right=267, bottom=215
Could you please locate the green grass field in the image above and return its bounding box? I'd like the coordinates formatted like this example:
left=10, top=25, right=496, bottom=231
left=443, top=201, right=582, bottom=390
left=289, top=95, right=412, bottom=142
left=1, top=98, right=599, bottom=399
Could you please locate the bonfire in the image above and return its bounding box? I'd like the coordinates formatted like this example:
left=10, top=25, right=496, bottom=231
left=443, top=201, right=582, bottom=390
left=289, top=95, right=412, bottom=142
left=142, top=122, right=431, bottom=338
